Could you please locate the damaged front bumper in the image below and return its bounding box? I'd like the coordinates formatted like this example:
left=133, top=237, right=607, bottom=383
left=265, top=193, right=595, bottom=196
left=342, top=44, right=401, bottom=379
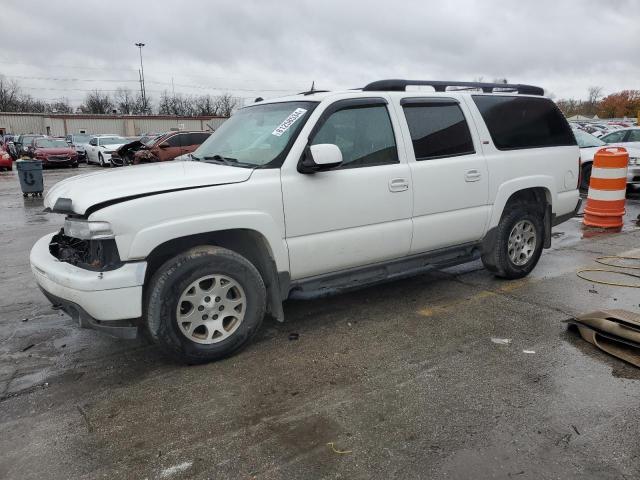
left=30, top=233, right=146, bottom=338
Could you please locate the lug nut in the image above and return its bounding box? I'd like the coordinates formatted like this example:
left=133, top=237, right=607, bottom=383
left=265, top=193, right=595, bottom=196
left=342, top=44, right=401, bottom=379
left=198, top=306, right=204, bottom=311
left=202, top=314, right=208, bottom=320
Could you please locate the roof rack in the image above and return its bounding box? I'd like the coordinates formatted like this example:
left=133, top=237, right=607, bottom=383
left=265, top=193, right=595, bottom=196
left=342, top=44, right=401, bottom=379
left=362, top=79, right=544, bottom=96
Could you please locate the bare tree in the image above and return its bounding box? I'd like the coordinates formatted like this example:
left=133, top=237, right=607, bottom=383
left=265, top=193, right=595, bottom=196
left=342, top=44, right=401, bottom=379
left=80, top=90, right=114, bottom=114
left=48, top=98, right=73, bottom=114
left=114, top=87, right=136, bottom=114
left=588, top=86, right=603, bottom=105
left=213, top=93, right=238, bottom=117
left=585, top=86, right=603, bottom=115
left=0, top=76, right=21, bottom=111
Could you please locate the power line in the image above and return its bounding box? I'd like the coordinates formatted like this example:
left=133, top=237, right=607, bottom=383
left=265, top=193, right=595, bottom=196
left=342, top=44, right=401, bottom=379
left=3, top=74, right=304, bottom=93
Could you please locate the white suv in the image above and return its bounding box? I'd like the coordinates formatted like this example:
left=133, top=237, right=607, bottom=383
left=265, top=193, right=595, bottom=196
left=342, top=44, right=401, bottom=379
left=30, top=80, right=581, bottom=363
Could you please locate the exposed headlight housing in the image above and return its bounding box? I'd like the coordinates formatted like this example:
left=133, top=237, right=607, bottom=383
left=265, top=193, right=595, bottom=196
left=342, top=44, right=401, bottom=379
left=64, top=218, right=114, bottom=240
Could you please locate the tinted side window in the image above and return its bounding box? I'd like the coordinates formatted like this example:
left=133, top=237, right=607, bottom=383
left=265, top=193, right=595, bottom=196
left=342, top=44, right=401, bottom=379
left=402, top=102, right=475, bottom=160
left=311, top=105, right=398, bottom=168
left=601, top=130, right=627, bottom=143
left=166, top=134, right=185, bottom=147
left=473, top=96, right=576, bottom=150
left=627, top=130, right=640, bottom=142
left=192, top=132, right=210, bottom=144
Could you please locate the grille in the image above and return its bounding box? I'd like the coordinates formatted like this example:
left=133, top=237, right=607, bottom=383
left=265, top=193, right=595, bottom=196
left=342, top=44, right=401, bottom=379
left=49, top=155, right=70, bottom=161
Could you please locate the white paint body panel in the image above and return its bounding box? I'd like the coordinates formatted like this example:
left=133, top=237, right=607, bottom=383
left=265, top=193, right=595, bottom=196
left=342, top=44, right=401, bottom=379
left=30, top=234, right=146, bottom=320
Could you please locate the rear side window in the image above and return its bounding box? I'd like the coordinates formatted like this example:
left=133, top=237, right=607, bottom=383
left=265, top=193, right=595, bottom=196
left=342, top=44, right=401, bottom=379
left=311, top=104, right=398, bottom=168
left=166, top=134, right=185, bottom=147
left=473, top=96, right=576, bottom=150
left=190, top=132, right=210, bottom=144
left=402, top=101, right=475, bottom=160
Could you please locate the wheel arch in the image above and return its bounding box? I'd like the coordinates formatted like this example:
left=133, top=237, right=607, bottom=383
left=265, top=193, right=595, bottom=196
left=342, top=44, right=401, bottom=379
left=485, top=182, right=554, bottom=255
left=144, top=229, right=287, bottom=322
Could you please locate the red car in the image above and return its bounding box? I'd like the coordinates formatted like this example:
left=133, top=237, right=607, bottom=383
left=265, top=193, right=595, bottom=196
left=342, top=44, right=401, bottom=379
left=29, top=138, right=78, bottom=168
left=0, top=146, right=12, bottom=171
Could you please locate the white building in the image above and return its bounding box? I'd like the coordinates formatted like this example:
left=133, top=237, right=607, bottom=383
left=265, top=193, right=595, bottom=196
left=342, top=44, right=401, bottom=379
left=0, top=112, right=227, bottom=137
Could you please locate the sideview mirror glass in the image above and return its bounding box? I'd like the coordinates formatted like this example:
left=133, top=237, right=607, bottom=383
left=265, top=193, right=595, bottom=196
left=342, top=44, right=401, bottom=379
left=158, top=142, right=171, bottom=149
left=298, top=143, right=343, bottom=173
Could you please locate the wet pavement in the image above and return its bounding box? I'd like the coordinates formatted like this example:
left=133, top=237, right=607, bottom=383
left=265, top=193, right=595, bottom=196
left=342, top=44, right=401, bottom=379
left=1, top=165, right=640, bottom=479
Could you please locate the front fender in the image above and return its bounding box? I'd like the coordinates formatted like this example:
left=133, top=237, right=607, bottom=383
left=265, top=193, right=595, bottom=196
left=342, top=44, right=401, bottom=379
left=488, top=176, right=555, bottom=229
left=125, top=211, right=289, bottom=272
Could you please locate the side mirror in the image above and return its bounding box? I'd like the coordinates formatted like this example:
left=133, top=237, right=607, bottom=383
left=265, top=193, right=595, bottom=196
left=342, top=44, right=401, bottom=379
left=158, top=142, right=170, bottom=149
left=298, top=143, right=343, bottom=173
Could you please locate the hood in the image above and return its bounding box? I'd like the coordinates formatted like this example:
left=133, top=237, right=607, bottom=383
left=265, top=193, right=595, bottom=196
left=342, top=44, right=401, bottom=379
left=116, top=139, right=147, bottom=156
left=36, top=147, right=75, bottom=155
left=100, top=143, right=126, bottom=151
left=45, top=161, right=254, bottom=216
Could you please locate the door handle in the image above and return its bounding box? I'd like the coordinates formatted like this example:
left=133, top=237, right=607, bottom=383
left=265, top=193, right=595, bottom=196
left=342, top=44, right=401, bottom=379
left=465, top=169, right=482, bottom=182
left=389, top=178, right=409, bottom=192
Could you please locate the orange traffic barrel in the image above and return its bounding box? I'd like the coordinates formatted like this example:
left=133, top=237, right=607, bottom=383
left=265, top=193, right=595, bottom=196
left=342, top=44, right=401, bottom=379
left=583, top=147, right=629, bottom=228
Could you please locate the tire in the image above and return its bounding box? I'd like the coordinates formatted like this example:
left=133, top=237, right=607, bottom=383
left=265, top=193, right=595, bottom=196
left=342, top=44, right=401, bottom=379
left=146, top=246, right=266, bottom=364
left=71, top=162, right=78, bottom=168
left=481, top=202, right=545, bottom=279
left=580, top=163, right=592, bottom=192
left=98, top=153, right=104, bottom=167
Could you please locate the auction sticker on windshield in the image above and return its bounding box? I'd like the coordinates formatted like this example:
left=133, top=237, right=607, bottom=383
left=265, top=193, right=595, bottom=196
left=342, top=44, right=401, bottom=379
left=272, top=108, right=307, bottom=137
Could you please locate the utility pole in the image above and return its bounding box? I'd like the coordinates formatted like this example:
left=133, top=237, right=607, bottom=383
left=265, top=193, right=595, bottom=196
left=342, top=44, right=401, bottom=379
left=135, top=42, right=147, bottom=113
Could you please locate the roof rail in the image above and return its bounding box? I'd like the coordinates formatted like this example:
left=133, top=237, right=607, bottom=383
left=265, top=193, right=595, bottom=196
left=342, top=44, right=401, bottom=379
left=362, top=79, right=544, bottom=96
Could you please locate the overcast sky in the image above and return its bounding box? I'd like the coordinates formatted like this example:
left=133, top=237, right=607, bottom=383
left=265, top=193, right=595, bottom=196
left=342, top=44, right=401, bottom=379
left=1, top=0, right=638, bottom=107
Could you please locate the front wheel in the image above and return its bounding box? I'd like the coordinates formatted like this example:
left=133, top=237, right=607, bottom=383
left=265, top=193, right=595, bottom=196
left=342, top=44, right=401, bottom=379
left=481, top=202, right=544, bottom=279
left=98, top=154, right=105, bottom=167
left=146, top=246, right=266, bottom=364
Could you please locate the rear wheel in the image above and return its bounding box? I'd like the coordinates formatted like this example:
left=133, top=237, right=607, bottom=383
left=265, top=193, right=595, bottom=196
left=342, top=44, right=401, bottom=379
left=481, top=202, right=544, bottom=279
left=146, top=246, right=266, bottom=364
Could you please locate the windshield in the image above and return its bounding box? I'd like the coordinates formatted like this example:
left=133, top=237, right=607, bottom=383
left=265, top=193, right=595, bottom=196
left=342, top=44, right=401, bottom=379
left=141, top=135, right=160, bottom=146
left=574, top=129, right=606, bottom=148
left=35, top=139, right=69, bottom=148
left=193, top=101, right=317, bottom=167
left=99, top=136, right=126, bottom=146
left=73, top=134, right=91, bottom=143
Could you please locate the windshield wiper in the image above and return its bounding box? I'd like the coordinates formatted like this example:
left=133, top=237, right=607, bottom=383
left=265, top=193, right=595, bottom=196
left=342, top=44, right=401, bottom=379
left=202, top=154, right=255, bottom=168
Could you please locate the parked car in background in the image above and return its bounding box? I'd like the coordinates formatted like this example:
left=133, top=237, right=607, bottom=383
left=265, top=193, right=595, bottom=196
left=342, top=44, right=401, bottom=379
left=110, top=134, right=162, bottom=167
left=601, top=127, right=640, bottom=149
left=65, top=133, right=93, bottom=161
left=575, top=129, right=640, bottom=190
left=2, top=135, right=18, bottom=160
left=0, top=145, right=12, bottom=171
left=28, top=137, right=78, bottom=168
left=132, top=131, right=211, bottom=164
left=85, top=135, right=128, bottom=167
left=15, top=134, right=45, bottom=156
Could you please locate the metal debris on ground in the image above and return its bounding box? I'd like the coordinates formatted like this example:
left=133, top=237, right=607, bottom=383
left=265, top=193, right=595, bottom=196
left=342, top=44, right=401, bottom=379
left=523, top=350, right=536, bottom=354
left=288, top=333, right=299, bottom=341
left=566, top=310, right=640, bottom=368
left=490, top=337, right=512, bottom=345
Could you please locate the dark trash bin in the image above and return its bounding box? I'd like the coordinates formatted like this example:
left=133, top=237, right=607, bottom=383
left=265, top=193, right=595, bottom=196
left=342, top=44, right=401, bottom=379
left=16, top=159, right=44, bottom=197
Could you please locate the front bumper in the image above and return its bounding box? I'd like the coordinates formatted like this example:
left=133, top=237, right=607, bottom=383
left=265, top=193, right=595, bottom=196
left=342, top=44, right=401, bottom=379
left=30, top=233, right=147, bottom=333
left=628, top=165, right=640, bottom=185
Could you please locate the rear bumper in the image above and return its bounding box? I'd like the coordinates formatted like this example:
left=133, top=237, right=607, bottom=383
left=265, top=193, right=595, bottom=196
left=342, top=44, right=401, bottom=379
left=30, top=233, right=146, bottom=329
left=628, top=165, right=640, bottom=185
